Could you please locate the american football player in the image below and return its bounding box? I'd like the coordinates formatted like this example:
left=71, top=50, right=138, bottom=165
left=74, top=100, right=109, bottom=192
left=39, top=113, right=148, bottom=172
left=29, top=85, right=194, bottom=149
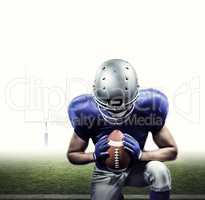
left=67, top=59, right=178, bottom=200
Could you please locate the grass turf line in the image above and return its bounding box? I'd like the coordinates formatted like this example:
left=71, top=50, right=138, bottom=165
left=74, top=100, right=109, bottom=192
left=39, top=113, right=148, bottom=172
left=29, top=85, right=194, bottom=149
left=0, top=153, right=205, bottom=194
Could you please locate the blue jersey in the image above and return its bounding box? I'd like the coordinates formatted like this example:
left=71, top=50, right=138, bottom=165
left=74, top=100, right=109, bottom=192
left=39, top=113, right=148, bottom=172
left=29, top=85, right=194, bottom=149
left=68, top=88, right=168, bottom=150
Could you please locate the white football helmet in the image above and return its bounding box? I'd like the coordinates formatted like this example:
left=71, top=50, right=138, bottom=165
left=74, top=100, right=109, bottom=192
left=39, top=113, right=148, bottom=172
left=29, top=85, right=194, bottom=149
left=93, top=59, right=139, bottom=124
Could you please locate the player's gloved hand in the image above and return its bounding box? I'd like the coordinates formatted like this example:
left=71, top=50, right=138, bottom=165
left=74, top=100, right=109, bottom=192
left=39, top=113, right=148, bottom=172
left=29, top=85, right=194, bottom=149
left=93, top=135, right=110, bottom=166
left=123, top=133, right=142, bottom=160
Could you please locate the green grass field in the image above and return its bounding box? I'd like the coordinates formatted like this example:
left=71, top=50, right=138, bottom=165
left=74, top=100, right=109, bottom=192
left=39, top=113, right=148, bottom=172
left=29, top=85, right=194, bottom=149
left=0, top=152, right=205, bottom=196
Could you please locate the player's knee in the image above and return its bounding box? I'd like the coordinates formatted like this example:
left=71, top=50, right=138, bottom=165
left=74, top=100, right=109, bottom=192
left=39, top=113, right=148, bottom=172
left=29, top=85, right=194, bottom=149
left=146, top=161, right=171, bottom=192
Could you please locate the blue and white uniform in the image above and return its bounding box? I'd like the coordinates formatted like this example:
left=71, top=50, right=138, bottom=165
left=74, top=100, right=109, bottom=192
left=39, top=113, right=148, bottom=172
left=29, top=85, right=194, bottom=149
left=68, top=88, right=168, bottom=147
left=68, top=88, right=171, bottom=200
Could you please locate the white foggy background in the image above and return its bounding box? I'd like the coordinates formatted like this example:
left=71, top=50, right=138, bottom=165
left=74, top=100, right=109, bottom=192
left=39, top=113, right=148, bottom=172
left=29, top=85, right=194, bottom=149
left=0, top=0, right=204, bottom=155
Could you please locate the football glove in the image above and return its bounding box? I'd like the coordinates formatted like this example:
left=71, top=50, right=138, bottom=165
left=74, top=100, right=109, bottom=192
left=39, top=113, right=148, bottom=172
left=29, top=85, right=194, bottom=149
left=93, top=135, right=110, bottom=166
left=123, top=133, right=142, bottom=160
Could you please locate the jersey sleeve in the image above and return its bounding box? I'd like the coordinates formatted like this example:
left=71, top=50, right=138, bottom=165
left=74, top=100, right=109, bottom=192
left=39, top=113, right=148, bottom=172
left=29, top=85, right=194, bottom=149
left=149, top=90, right=169, bottom=134
left=68, top=97, right=91, bottom=142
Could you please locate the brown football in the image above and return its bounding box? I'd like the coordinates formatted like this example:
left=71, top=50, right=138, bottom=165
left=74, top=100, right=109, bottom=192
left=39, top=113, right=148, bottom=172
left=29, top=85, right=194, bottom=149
left=105, top=130, right=131, bottom=171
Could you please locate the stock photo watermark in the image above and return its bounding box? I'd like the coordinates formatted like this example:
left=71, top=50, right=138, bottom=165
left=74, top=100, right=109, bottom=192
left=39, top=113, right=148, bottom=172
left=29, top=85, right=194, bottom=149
left=4, top=71, right=200, bottom=125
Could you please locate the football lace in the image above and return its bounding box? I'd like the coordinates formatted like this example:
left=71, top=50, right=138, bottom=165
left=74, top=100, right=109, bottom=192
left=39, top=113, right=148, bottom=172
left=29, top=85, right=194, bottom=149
left=114, top=148, right=120, bottom=169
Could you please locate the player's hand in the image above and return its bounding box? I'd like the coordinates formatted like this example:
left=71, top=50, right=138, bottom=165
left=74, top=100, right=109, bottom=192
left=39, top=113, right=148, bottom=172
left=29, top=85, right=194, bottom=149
left=93, top=135, right=110, bottom=165
left=123, top=134, right=142, bottom=160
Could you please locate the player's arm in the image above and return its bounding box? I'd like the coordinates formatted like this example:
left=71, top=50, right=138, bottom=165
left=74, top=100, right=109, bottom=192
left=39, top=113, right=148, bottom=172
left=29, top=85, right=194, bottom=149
left=67, top=132, right=94, bottom=165
left=140, top=126, right=178, bottom=161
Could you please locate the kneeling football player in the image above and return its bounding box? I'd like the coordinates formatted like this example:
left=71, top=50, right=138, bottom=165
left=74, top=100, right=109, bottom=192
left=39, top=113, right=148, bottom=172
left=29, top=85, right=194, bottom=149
left=67, top=59, right=178, bottom=200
